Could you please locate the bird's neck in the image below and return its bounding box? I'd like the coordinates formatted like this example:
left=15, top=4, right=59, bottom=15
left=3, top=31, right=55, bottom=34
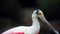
left=32, top=18, right=39, bottom=24
left=30, top=18, right=40, bottom=32
left=31, top=18, right=40, bottom=28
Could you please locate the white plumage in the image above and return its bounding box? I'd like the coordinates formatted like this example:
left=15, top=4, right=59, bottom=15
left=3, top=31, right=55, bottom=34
left=1, top=10, right=40, bottom=34
left=1, top=9, right=59, bottom=34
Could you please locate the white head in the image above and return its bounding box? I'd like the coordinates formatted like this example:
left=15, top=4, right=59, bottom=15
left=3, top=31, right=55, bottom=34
left=32, top=9, right=46, bottom=22
left=32, top=9, right=44, bottom=18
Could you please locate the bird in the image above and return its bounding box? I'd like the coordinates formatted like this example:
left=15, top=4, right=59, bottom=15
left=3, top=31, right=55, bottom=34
left=1, top=9, right=59, bottom=34
left=1, top=10, right=41, bottom=34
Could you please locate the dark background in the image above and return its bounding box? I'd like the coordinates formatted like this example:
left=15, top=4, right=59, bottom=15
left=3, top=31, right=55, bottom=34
left=0, top=0, right=60, bottom=34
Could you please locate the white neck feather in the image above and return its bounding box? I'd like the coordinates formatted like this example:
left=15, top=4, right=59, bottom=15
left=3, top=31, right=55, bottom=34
left=32, top=18, right=40, bottom=26
left=31, top=13, right=40, bottom=28
left=31, top=18, right=40, bottom=32
left=30, top=11, right=40, bottom=32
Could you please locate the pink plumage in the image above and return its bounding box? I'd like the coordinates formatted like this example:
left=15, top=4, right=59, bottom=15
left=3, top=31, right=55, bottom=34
left=10, top=32, right=24, bottom=34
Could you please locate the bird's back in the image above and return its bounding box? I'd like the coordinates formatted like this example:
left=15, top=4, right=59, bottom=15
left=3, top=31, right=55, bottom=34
left=1, top=26, right=32, bottom=34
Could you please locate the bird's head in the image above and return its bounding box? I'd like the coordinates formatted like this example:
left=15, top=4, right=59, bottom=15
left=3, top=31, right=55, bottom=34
left=32, top=9, right=46, bottom=22
left=32, top=9, right=44, bottom=19
left=36, top=9, right=47, bottom=23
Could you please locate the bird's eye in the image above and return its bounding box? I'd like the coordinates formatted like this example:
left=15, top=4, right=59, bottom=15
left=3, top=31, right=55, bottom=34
left=38, top=13, right=42, bottom=16
left=38, top=13, right=41, bottom=14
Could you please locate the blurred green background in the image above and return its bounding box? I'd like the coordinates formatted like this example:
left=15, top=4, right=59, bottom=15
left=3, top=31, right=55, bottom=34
left=0, top=0, right=60, bottom=34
